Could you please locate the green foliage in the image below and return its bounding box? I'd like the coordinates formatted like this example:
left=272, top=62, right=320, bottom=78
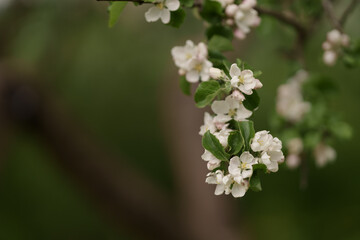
left=343, top=40, right=360, bottom=68
left=202, top=131, right=230, bottom=161
left=208, top=35, right=234, bottom=53
left=194, top=80, right=223, bottom=107
left=249, top=170, right=262, bottom=192
left=243, top=90, right=260, bottom=111
left=199, top=0, right=224, bottom=24
left=227, top=131, right=244, bottom=155
left=167, top=8, right=186, bottom=28
left=179, top=76, right=191, bottom=95
left=180, top=0, right=194, bottom=7
left=206, top=25, right=234, bottom=40
left=239, top=120, right=255, bottom=151
left=228, top=120, right=255, bottom=151
left=108, top=2, right=128, bottom=28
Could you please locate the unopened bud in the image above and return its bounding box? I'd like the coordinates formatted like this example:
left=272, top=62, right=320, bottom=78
left=178, top=69, right=186, bottom=76
left=225, top=4, right=238, bottom=17
left=323, top=50, right=337, bottom=66
left=209, top=67, right=223, bottom=79
left=254, top=79, right=263, bottom=89
left=232, top=90, right=245, bottom=101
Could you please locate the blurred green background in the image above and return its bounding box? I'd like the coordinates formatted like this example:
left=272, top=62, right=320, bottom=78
left=0, top=0, right=359, bottom=239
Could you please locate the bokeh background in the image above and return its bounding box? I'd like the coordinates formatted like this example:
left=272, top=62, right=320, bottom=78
left=0, top=0, right=359, bottom=239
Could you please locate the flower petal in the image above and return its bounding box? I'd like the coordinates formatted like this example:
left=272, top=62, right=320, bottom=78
left=160, top=9, right=171, bottom=24
left=211, top=100, right=230, bottom=115
left=231, top=183, right=247, bottom=198
left=145, top=6, right=162, bottom=22
left=165, top=0, right=180, bottom=11
left=230, top=63, right=241, bottom=78
left=185, top=70, right=199, bottom=83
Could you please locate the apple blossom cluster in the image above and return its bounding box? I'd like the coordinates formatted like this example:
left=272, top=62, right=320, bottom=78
left=276, top=70, right=311, bottom=123
left=171, top=40, right=212, bottom=83
left=145, top=0, right=180, bottom=24
left=322, top=29, right=350, bottom=66
left=222, top=0, right=261, bottom=40
left=188, top=61, right=284, bottom=197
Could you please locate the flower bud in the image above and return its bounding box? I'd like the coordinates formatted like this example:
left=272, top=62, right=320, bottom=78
left=225, top=4, right=238, bottom=17
left=240, top=0, right=257, bottom=10
left=327, top=29, right=342, bottom=45
left=209, top=67, right=223, bottom=79
left=231, top=90, right=245, bottom=101
left=323, top=50, right=337, bottom=66
left=286, top=154, right=301, bottom=169
left=254, top=79, right=263, bottom=89
left=234, top=28, right=246, bottom=40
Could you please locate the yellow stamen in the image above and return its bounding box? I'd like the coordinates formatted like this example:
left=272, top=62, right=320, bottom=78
left=195, top=64, right=203, bottom=72
left=156, top=2, right=164, bottom=9
left=228, top=109, right=237, bottom=117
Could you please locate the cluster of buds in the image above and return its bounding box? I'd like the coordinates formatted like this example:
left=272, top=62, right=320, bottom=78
left=322, top=29, right=350, bottom=66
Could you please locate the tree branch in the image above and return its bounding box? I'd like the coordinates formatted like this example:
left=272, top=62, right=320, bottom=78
left=340, top=0, right=359, bottom=26
left=322, top=0, right=343, bottom=31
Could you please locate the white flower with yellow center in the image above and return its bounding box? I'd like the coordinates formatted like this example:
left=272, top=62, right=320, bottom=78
left=211, top=95, right=252, bottom=123
left=145, top=0, right=180, bottom=24
left=229, top=152, right=257, bottom=181
left=251, top=130, right=273, bottom=152
left=229, top=64, right=258, bottom=95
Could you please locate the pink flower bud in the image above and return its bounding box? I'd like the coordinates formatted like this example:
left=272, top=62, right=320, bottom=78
left=234, top=28, right=246, bottom=40
left=178, top=69, right=186, bottom=75
left=286, top=154, right=301, bottom=169
left=254, top=79, right=263, bottom=89
left=232, top=90, right=245, bottom=101
left=209, top=67, right=223, bottom=79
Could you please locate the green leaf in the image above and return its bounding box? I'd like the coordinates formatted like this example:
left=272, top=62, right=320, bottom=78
left=243, top=90, right=260, bottom=111
left=179, top=76, right=191, bottom=96
left=253, top=70, right=262, bottom=78
left=194, top=80, right=222, bottom=108
left=180, top=0, right=194, bottom=7
left=108, top=2, right=128, bottom=28
left=252, top=164, right=267, bottom=172
left=202, top=131, right=230, bottom=161
left=199, top=0, right=223, bottom=24
left=249, top=170, right=262, bottom=192
left=329, top=121, right=353, bottom=140
left=206, top=25, right=233, bottom=40
left=227, top=131, right=244, bottom=155
left=239, top=121, right=255, bottom=151
left=208, top=35, right=233, bottom=53
left=167, top=8, right=186, bottom=28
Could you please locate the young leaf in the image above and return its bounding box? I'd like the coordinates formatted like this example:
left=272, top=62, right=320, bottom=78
left=243, top=90, right=260, bottom=111
left=167, top=8, right=186, bottom=28
left=227, top=131, right=244, bottom=155
left=180, top=0, right=194, bottom=7
left=108, top=2, right=127, bottom=28
left=208, top=35, right=234, bottom=53
left=179, top=76, right=191, bottom=96
left=200, top=0, right=223, bottom=24
left=202, top=131, right=230, bottom=161
left=253, top=70, right=262, bottom=78
left=249, top=170, right=262, bottom=192
left=194, top=80, right=222, bottom=108
left=239, top=120, right=255, bottom=151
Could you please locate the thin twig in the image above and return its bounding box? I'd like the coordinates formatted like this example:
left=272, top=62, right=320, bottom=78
left=322, top=0, right=343, bottom=31
left=340, top=0, right=359, bottom=26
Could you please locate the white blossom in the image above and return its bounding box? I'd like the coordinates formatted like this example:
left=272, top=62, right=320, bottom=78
left=199, top=112, right=217, bottom=136
left=206, top=170, right=232, bottom=195
left=314, top=143, right=336, bottom=167
left=229, top=152, right=257, bottom=180
left=231, top=1, right=261, bottom=40
left=322, top=29, right=350, bottom=66
left=251, top=130, right=273, bottom=152
left=251, top=131, right=284, bottom=172
left=286, top=154, right=301, bottom=169
left=276, top=70, right=311, bottom=123
left=287, top=138, right=303, bottom=155
left=231, top=178, right=250, bottom=198
left=171, top=41, right=212, bottom=83
left=213, top=128, right=232, bottom=147
left=201, top=150, right=221, bottom=170
left=145, top=0, right=180, bottom=24
left=211, top=95, right=252, bottom=123
left=229, top=63, right=258, bottom=95
left=209, top=67, right=224, bottom=79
